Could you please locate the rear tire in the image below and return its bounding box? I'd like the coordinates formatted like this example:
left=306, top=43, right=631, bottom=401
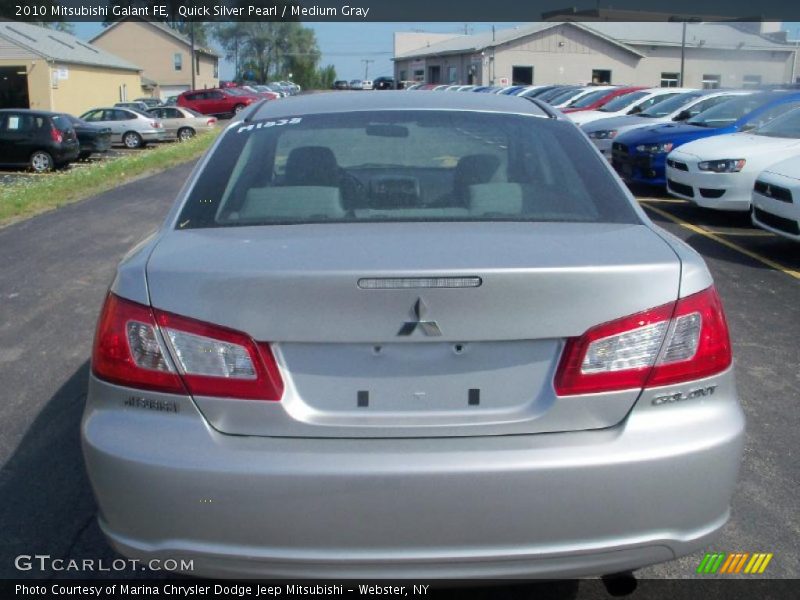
left=29, top=150, right=54, bottom=173
left=177, top=127, right=195, bottom=141
left=233, top=104, right=245, bottom=115
left=122, top=131, right=143, bottom=149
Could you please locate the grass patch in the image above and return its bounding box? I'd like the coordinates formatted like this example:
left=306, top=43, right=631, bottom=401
left=0, top=129, right=220, bottom=227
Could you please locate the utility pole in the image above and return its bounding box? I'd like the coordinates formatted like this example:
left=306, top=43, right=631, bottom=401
left=190, top=21, right=196, bottom=90
left=362, top=59, right=374, bottom=79
left=679, top=21, right=686, bottom=87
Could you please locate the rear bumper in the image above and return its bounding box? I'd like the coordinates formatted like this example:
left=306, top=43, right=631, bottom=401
left=82, top=371, right=744, bottom=579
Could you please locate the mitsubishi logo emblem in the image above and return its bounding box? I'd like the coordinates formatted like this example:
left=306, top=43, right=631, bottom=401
left=765, top=185, right=772, bottom=197
left=397, top=298, right=442, bottom=336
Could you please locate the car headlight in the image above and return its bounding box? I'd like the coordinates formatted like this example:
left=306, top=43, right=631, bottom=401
left=635, top=142, right=674, bottom=154
left=697, top=159, right=746, bottom=173
left=588, top=129, right=618, bottom=140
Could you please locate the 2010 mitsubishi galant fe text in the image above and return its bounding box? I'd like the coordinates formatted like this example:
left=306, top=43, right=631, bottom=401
left=82, top=92, right=745, bottom=579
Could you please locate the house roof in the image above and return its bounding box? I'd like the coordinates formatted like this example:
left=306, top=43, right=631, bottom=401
left=395, top=21, right=794, bottom=60
left=90, top=18, right=219, bottom=58
left=0, top=21, right=141, bottom=71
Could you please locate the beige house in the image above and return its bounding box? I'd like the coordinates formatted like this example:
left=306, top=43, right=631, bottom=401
left=0, top=21, right=142, bottom=114
left=91, top=19, right=219, bottom=100
left=394, top=22, right=799, bottom=89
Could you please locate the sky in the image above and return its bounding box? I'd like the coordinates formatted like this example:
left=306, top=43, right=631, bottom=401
left=74, top=21, right=800, bottom=83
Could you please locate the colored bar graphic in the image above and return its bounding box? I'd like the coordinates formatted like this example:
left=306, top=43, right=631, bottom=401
left=700, top=552, right=773, bottom=574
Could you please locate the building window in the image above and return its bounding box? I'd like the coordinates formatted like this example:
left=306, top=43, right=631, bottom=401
left=702, top=74, right=721, bottom=89
left=213, top=60, right=219, bottom=79
left=173, top=53, right=182, bottom=71
left=428, top=65, right=441, bottom=84
left=413, top=69, right=424, bottom=82
left=196, top=54, right=200, bottom=75
left=512, top=66, right=533, bottom=85
left=399, top=70, right=407, bottom=81
left=591, top=69, right=611, bottom=84
left=660, top=72, right=679, bottom=87
left=742, top=75, right=762, bottom=88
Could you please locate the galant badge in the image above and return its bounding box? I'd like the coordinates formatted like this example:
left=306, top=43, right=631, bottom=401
left=397, top=298, right=442, bottom=336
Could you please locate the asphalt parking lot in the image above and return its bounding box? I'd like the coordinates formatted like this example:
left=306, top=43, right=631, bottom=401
left=0, top=165, right=796, bottom=592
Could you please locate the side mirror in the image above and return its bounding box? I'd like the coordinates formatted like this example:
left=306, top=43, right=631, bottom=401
left=628, top=105, right=642, bottom=115
left=740, top=123, right=757, bottom=132
left=673, top=110, right=691, bottom=121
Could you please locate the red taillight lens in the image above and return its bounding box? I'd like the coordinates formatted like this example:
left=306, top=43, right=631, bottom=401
left=153, top=309, right=284, bottom=401
left=554, top=286, right=731, bottom=396
left=92, top=294, right=186, bottom=394
left=92, top=293, right=284, bottom=400
left=50, top=127, right=63, bottom=143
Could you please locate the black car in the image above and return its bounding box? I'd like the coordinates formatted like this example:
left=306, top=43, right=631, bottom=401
left=0, top=109, right=79, bottom=172
left=373, top=76, right=396, bottom=90
left=333, top=80, right=350, bottom=90
left=63, top=114, right=112, bottom=160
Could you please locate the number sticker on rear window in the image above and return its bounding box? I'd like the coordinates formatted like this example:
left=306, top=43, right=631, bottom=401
left=237, top=118, right=302, bottom=134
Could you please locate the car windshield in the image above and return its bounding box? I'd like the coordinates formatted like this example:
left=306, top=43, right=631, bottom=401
left=176, top=110, right=638, bottom=229
left=568, top=88, right=615, bottom=108
left=754, top=107, right=800, bottom=138
left=686, top=94, right=773, bottom=128
left=598, top=91, right=649, bottom=112
left=638, top=92, right=702, bottom=118
left=226, top=88, right=250, bottom=96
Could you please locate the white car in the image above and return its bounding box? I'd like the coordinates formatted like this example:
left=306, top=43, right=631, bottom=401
left=751, top=155, right=800, bottom=241
left=362, top=80, right=374, bottom=90
left=569, top=88, right=694, bottom=126
left=582, top=90, right=752, bottom=159
left=666, top=108, right=800, bottom=211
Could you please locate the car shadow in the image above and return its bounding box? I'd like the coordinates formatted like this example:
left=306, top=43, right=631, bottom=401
left=0, top=361, right=122, bottom=579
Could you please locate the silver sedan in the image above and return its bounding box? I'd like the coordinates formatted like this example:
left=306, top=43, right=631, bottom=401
left=83, top=91, right=744, bottom=579
left=147, top=106, right=217, bottom=141
left=80, top=107, right=167, bottom=148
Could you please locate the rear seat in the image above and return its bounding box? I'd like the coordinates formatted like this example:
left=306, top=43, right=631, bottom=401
left=468, top=183, right=524, bottom=216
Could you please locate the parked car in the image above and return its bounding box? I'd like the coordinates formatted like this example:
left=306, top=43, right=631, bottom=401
left=147, top=106, right=217, bottom=141
left=163, top=96, right=178, bottom=106
left=533, top=85, right=581, bottom=103
left=373, top=76, right=396, bottom=90
left=63, top=114, right=112, bottom=160
left=613, top=91, right=800, bottom=187
left=0, top=109, right=79, bottom=172
left=665, top=107, right=800, bottom=211
left=115, top=101, right=151, bottom=112
left=177, top=88, right=260, bottom=117
left=583, top=90, right=752, bottom=159
left=349, top=80, right=364, bottom=90
left=362, top=80, right=374, bottom=90
left=404, top=82, right=424, bottom=91
left=333, top=80, right=350, bottom=90
left=84, top=91, right=743, bottom=580
left=80, top=107, right=167, bottom=149
left=568, top=88, right=692, bottom=126
left=751, top=154, right=800, bottom=241
left=241, top=85, right=280, bottom=101
left=562, top=86, right=646, bottom=113
left=134, top=97, right=163, bottom=109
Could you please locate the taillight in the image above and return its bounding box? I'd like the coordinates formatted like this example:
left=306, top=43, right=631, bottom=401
left=92, top=293, right=284, bottom=400
left=50, top=127, right=63, bottom=143
left=207, top=118, right=217, bottom=126
left=554, top=286, right=731, bottom=396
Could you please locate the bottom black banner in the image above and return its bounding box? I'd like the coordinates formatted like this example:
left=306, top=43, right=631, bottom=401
left=1, top=579, right=797, bottom=600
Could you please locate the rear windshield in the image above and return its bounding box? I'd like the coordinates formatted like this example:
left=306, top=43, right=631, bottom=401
left=598, top=91, right=650, bottom=112
left=176, top=110, right=639, bottom=229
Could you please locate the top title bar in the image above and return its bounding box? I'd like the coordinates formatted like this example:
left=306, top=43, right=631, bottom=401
left=3, top=1, right=800, bottom=22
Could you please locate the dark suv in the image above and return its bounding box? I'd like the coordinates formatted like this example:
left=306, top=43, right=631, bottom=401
left=177, top=88, right=260, bottom=116
left=373, top=76, right=396, bottom=90
left=0, top=109, right=79, bottom=172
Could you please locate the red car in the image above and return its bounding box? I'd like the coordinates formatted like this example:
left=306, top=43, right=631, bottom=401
left=561, top=86, right=647, bottom=113
left=177, top=88, right=261, bottom=116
